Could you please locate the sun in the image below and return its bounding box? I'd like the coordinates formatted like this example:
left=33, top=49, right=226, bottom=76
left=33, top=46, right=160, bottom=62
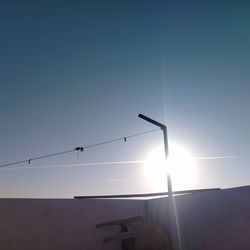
left=144, top=143, right=197, bottom=191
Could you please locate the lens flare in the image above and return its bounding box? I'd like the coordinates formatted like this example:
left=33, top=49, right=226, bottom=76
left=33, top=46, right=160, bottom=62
left=144, top=143, right=197, bottom=190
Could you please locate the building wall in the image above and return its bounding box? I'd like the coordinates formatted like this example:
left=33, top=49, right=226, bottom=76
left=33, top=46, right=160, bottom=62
left=147, top=186, right=250, bottom=250
left=0, top=198, right=147, bottom=250
left=1, top=186, right=250, bottom=250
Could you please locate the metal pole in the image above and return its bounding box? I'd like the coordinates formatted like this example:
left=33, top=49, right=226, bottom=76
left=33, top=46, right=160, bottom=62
left=162, top=127, right=173, bottom=197
left=138, top=113, right=173, bottom=196
left=138, top=113, right=180, bottom=250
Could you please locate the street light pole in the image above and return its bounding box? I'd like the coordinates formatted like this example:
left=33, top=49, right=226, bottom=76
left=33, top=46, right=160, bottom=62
left=138, top=113, right=180, bottom=250
left=138, top=113, right=173, bottom=196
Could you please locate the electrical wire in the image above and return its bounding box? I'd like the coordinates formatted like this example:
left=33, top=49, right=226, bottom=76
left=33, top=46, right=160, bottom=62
left=0, top=129, right=160, bottom=168
left=0, top=155, right=237, bottom=170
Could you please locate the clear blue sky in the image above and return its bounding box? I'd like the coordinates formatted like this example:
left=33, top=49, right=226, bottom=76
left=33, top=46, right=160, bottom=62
left=0, top=1, right=249, bottom=198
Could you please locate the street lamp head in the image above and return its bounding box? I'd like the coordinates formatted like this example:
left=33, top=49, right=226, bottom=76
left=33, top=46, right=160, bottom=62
left=138, top=113, right=166, bottom=130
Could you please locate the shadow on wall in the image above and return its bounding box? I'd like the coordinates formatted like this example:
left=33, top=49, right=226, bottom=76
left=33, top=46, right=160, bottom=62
left=96, top=216, right=171, bottom=250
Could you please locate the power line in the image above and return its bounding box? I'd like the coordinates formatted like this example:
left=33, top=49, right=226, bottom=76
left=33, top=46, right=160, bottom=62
left=0, top=129, right=160, bottom=168
left=0, top=155, right=237, bottom=170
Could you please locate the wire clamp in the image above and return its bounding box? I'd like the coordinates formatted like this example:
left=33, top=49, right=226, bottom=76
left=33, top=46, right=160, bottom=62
left=75, top=147, right=84, bottom=152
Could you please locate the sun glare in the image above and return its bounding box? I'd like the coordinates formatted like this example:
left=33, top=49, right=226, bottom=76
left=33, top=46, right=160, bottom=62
left=144, top=143, right=197, bottom=191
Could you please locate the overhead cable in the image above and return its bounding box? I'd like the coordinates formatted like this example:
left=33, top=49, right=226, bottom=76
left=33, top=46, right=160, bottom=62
left=0, top=129, right=160, bottom=168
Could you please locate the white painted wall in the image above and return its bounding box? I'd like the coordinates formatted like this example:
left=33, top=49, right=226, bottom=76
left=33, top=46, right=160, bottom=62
left=0, top=198, right=147, bottom=250
left=1, top=186, right=250, bottom=250
left=147, top=186, right=250, bottom=250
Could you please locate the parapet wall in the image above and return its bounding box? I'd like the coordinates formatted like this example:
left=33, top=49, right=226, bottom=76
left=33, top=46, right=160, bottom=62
left=1, top=186, right=250, bottom=250
left=0, top=198, right=147, bottom=250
